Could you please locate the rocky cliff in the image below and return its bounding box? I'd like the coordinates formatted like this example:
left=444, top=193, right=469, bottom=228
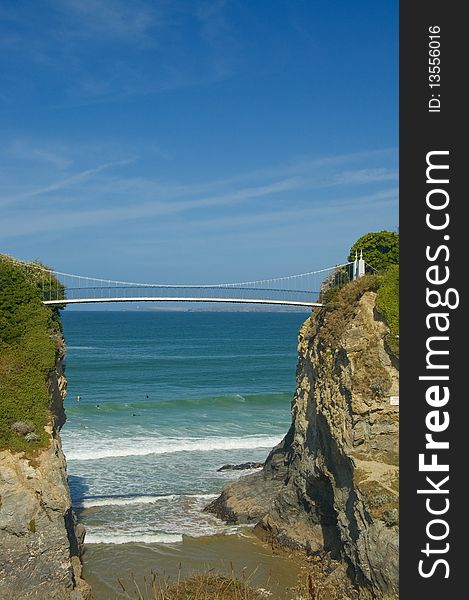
left=0, top=351, right=91, bottom=600
left=207, top=277, right=399, bottom=599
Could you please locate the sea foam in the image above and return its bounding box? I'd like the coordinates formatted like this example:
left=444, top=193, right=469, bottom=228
left=76, top=493, right=218, bottom=508
left=64, top=434, right=283, bottom=461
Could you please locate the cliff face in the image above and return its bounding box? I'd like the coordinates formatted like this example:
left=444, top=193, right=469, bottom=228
left=207, top=281, right=399, bottom=599
left=0, top=353, right=91, bottom=600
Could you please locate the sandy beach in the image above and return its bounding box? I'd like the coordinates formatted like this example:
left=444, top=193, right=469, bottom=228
left=82, top=531, right=303, bottom=599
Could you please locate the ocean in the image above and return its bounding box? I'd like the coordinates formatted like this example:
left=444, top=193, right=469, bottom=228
left=60, top=310, right=308, bottom=596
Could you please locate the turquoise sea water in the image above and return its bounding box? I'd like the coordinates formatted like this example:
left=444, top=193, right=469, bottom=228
left=61, top=311, right=307, bottom=545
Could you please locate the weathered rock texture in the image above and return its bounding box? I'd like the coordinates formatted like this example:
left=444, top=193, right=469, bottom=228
left=207, top=282, right=399, bottom=599
left=0, top=354, right=91, bottom=600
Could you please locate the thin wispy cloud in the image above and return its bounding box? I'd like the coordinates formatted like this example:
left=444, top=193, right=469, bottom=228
left=7, top=139, right=73, bottom=170
left=0, top=145, right=397, bottom=209
left=119, top=189, right=399, bottom=244
left=328, top=168, right=397, bottom=186
left=2, top=159, right=134, bottom=205
left=0, top=147, right=397, bottom=239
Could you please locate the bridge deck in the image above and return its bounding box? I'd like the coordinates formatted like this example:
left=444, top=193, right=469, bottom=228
left=43, top=297, right=322, bottom=308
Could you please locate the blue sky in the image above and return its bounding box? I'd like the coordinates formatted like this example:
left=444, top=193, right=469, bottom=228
left=1, top=0, right=398, bottom=284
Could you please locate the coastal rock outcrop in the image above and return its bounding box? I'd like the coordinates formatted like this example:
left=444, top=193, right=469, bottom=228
left=0, top=353, right=91, bottom=600
left=217, top=462, right=264, bottom=472
left=206, top=279, right=399, bottom=598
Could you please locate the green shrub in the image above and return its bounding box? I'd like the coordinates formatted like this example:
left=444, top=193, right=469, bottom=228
left=348, top=230, right=399, bottom=272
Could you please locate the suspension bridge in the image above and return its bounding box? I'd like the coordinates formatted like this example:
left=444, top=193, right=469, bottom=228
left=20, top=253, right=367, bottom=308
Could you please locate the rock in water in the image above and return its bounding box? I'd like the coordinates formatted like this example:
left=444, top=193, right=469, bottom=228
left=217, top=462, right=264, bottom=472
left=206, top=279, right=399, bottom=599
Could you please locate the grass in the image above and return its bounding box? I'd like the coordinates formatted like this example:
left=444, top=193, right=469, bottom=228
left=0, top=256, right=62, bottom=452
left=117, top=570, right=274, bottom=600
left=117, top=562, right=360, bottom=600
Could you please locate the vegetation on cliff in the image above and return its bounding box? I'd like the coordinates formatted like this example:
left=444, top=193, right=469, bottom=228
left=0, top=256, right=62, bottom=451
left=323, top=231, right=399, bottom=355
left=376, top=264, right=399, bottom=356
left=318, top=265, right=399, bottom=358
left=348, top=230, right=399, bottom=272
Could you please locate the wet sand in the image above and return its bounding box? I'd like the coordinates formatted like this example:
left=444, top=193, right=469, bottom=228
left=82, top=531, right=303, bottom=599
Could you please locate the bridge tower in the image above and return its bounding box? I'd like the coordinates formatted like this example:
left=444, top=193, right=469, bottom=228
left=353, top=250, right=366, bottom=279
left=358, top=250, right=366, bottom=278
